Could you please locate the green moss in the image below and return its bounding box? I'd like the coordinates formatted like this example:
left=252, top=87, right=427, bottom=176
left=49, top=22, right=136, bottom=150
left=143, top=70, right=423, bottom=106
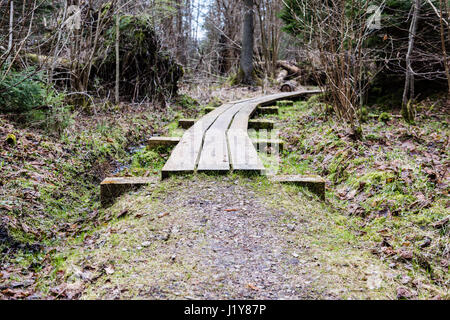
left=176, top=94, right=198, bottom=109
left=379, top=112, right=391, bottom=123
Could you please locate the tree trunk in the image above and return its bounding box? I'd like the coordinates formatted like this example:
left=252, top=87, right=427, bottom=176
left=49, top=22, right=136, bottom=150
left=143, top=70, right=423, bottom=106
left=439, top=0, right=450, bottom=95
left=176, top=0, right=186, bottom=65
left=402, top=0, right=421, bottom=107
left=115, top=3, right=120, bottom=105
left=240, top=0, right=254, bottom=85
left=8, top=0, right=13, bottom=60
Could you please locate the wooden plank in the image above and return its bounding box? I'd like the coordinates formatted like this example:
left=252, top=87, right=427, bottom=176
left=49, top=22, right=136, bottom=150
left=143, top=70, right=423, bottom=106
left=100, top=177, right=157, bottom=206
left=178, top=119, right=196, bottom=129
left=252, top=139, right=284, bottom=153
left=147, top=137, right=180, bottom=148
left=270, top=175, right=326, bottom=200
left=228, top=129, right=265, bottom=173
left=163, top=90, right=321, bottom=178
left=257, top=106, right=279, bottom=115
left=228, top=90, right=321, bottom=173
left=197, top=102, right=245, bottom=172
left=162, top=103, right=235, bottom=178
left=248, top=119, right=274, bottom=130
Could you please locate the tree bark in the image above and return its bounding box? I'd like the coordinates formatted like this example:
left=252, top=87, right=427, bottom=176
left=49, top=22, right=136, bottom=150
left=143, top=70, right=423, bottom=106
left=115, top=3, right=120, bottom=105
left=439, top=0, right=450, bottom=95
left=8, top=0, right=13, bottom=61
left=402, top=0, right=421, bottom=107
left=240, top=0, right=254, bottom=85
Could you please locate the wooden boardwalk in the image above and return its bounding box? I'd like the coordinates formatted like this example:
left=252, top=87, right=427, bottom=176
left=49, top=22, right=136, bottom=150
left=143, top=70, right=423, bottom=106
left=161, top=90, right=321, bottom=178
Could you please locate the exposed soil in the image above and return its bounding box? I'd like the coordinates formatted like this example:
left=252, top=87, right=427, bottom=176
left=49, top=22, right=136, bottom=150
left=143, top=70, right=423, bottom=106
left=59, top=175, right=400, bottom=300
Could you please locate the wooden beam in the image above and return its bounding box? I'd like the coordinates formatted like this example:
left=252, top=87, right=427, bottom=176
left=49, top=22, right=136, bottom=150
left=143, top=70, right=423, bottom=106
left=257, top=106, right=279, bottom=115
left=178, top=119, right=196, bottom=129
left=252, top=139, right=284, bottom=152
left=147, top=137, right=181, bottom=148
left=276, top=100, right=294, bottom=106
left=248, top=119, right=275, bottom=130
left=270, top=175, right=326, bottom=200
left=100, top=177, right=157, bottom=206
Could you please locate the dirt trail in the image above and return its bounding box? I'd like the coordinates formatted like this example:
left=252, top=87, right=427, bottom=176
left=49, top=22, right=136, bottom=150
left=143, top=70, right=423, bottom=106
left=62, top=175, right=399, bottom=299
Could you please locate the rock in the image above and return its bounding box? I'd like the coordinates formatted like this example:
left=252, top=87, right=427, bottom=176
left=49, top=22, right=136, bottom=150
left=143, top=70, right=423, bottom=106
left=141, top=241, right=151, bottom=247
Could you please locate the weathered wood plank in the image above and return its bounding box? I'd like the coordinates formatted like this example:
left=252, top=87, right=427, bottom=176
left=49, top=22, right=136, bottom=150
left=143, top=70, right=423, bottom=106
left=197, top=102, right=244, bottom=172
left=162, top=103, right=235, bottom=179
left=252, top=139, right=284, bottom=153
left=257, top=106, right=279, bottom=115
left=228, top=90, right=321, bottom=173
left=163, top=90, right=322, bottom=178
left=147, top=137, right=180, bottom=148
left=100, top=177, right=157, bottom=206
left=228, top=129, right=265, bottom=172
left=178, top=119, right=196, bottom=129
left=270, top=175, right=326, bottom=200
left=248, top=119, right=275, bottom=130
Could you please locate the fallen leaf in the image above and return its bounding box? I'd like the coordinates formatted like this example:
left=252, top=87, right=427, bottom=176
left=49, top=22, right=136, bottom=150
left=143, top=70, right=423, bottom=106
left=158, top=212, right=169, bottom=218
left=398, top=249, right=413, bottom=260
left=246, top=283, right=259, bottom=291
left=104, top=266, right=115, bottom=275
left=224, top=208, right=238, bottom=212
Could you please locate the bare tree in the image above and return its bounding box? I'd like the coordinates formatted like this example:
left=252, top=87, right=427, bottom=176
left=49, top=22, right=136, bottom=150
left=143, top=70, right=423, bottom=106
left=240, top=0, right=254, bottom=85
left=402, top=0, right=421, bottom=121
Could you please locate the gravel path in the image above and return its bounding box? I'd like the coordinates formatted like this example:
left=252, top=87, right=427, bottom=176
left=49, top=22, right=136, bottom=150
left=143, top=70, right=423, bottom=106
left=66, top=175, right=396, bottom=300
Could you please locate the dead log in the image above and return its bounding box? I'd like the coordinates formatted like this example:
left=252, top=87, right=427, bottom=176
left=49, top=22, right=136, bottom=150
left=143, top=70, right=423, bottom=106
left=25, top=53, right=71, bottom=69
left=276, top=60, right=302, bottom=79
left=280, top=81, right=297, bottom=92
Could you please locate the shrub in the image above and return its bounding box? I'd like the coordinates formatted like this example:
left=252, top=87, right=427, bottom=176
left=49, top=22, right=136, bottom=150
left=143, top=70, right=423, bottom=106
left=94, top=15, right=183, bottom=103
left=379, top=112, right=391, bottom=123
left=0, top=68, right=46, bottom=113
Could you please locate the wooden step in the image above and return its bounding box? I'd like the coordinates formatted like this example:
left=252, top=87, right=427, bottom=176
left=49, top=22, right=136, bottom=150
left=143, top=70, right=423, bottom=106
left=276, top=100, right=294, bottom=106
left=257, top=106, right=279, bottom=115
left=248, top=119, right=275, bottom=130
left=178, top=119, right=196, bottom=129
left=147, top=137, right=180, bottom=148
left=252, top=139, right=284, bottom=152
left=100, top=177, right=157, bottom=206
left=270, top=175, right=326, bottom=200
